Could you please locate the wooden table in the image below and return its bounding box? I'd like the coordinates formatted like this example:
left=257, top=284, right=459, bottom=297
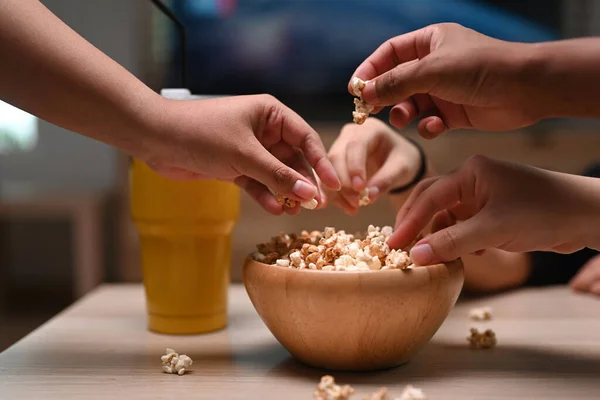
left=1, top=284, right=599, bottom=399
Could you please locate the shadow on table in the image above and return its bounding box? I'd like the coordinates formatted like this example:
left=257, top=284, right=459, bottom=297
left=265, top=341, right=600, bottom=384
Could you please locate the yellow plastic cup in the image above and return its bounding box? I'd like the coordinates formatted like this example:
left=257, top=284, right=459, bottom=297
left=130, top=160, right=240, bottom=334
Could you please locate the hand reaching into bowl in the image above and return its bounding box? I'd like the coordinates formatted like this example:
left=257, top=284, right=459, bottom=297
left=388, top=155, right=600, bottom=265
left=325, top=118, right=428, bottom=214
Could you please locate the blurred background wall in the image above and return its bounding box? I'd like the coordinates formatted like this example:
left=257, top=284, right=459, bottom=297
left=1, top=0, right=600, bottom=350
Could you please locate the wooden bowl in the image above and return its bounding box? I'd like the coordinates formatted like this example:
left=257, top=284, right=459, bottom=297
left=243, top=257, right=464, bottom=371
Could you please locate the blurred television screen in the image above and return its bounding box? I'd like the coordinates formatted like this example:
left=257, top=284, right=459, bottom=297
left=165, top=0, right=561, bottom=121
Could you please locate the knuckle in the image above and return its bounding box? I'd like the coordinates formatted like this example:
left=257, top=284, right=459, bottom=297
left=271, top=164, right=294, bottom=187
left=438, top=227, right=459, bottom=257
left=464, top=154, right=490, bottom=170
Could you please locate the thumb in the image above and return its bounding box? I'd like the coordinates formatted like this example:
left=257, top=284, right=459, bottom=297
left=362, top=59, right=435, bottom=106
left=241, top=145, right=317, bottom=201
left=409, top=215, right=490, bottom=265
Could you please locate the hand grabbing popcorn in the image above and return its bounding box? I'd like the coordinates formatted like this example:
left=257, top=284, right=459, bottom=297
left=161, top=348, right=193, bottom=376
left=275, top=192, right=319, bottom=210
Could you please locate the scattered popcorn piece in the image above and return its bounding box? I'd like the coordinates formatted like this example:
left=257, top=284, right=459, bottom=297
left=365, top=387, right=390, bottom=400
left=469, top=306, right=493, bottom=321
left=350, top=77, right=374, bottom=125
left=397, top=385, right=427, bottom=400
left=314, top=375, right=355, bottom=400
left=358, top=188, right=371, bottom=206
left=467, top=328, right=497, bottom=349
left=301, top=198, right=319, bottom=210
left=161, top=348, right=193, bottom=376
left=276, top=259, right=290, bottom=268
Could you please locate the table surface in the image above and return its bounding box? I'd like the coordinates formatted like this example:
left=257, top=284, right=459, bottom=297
left=1, top=284, right=600, bottom=399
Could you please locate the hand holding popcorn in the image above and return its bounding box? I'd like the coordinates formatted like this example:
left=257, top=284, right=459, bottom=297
left=327, top=118, right=425, bottom=214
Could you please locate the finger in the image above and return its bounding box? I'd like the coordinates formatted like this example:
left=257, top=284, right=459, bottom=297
left=333, top=196, right=358, bottom=215
left=389, top=100, right=418, bottom=129
left=234, top=176, right=283, bottom=215
left=339, top=188, right=360, bottom=209
left=431, top=209, right=456, bottom=234
left=418, top=116, right=449, bottom=139
left=361, top=59, right=436, bottom=106
left=329, top=149, right=352, bottom=192
left=270, top=142, right=324, bottom=205
left=346, top=139, right=369, bottom=191
left=409, top=214, right=494, bottom=265
left=589, top=281, right=600, bottom=296
left=272, top=105, right=341, bottom=190
left=390, top=172, right=476, bottom=250
left=350, top=28, right=434, bottom=91
left=570, top=255, right=600, bottom=291
left=368, top=157, right=412, bottom=196
left=394, top=176, right=440, bottom=227
left=240, top=143, right=318, bottom=202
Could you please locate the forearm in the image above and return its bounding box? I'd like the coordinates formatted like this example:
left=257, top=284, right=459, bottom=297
left=526, top=38, right=600, bottom=120
left=0, top=0, right=163, bottom=156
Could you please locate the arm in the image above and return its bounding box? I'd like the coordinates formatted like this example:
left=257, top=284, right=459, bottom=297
left=0, top=0, right=340, bottom=214
left=0, top=0, right=160, bottom=156
left=349, top=23, right=600, bottom=138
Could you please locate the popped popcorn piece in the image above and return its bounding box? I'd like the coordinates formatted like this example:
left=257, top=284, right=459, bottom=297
left=351, top=77, right=375, bottom=125
left=253, top=225, right=413, bottom=272
left=469, top=306, right=493, bottom=321
left=161, top=348, right=193, bottom=376
left=359, top=188, right=371, bottom=206
left=385, top=250, right=411, bottom=270
left=365, top=387, right=390, bottom=400
left=301, top=198, right=319, bottom=210
left=274, top=192, right=319, bottom=210
left=397, top=385, right=427, bottom=400
left=314, top=375, right=355, bottom=400
left=351, top=77, right=366, bottom=97
left=467, top=328, right=497, bottom=349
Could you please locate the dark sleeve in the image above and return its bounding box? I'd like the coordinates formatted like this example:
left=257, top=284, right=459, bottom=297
left=524, top=162, right=600, bottom=287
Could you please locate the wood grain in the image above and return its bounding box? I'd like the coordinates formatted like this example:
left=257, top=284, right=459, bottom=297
left=1, top=284, right=600, bottom=399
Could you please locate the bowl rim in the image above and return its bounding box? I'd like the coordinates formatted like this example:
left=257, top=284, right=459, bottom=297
left=244, top=255, right=461, bottom=275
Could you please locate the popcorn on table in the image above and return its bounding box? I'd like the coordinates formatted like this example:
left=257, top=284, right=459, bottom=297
left=314, top=375, right=354, bottom=400
left=397, top=385, right=427, bottom=400
left=467, top=328, right=497, bottom=349
left=351, top=77, right=375, bottom=125
left=313, top=376, right=426, bottom=400
left=252, top=225, right=414, bottom=271
left=469, top=306, right=492, bottom=321
left=161, top=348, right=193, bottom=376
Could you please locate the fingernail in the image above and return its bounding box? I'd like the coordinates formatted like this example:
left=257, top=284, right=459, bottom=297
left=410, top=244, right=434, bottom=266
left=367, top=186, right=379, bottom=197
left=352, top=176, right=364, bottom=191
left=361, top=80, right=379, bottom=104
left=292, top=180, right=317, bottom=200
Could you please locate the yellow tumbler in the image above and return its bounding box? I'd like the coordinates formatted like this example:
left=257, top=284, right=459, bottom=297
left=129, top=90, right=240, bottom=334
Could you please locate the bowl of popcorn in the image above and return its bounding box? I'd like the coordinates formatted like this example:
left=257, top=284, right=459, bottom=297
left=243, top=225, right=464, bottom=371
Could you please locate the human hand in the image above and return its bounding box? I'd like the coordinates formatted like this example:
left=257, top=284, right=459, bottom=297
left=138, top=94, right=341, bottom=215
left=326, top=118, right=422, bottom=214
left=349, top=23, right=547, bottom=138
left=570, top=254, right=600, bottom=296
left=387, top=155, right=600, bottom=265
